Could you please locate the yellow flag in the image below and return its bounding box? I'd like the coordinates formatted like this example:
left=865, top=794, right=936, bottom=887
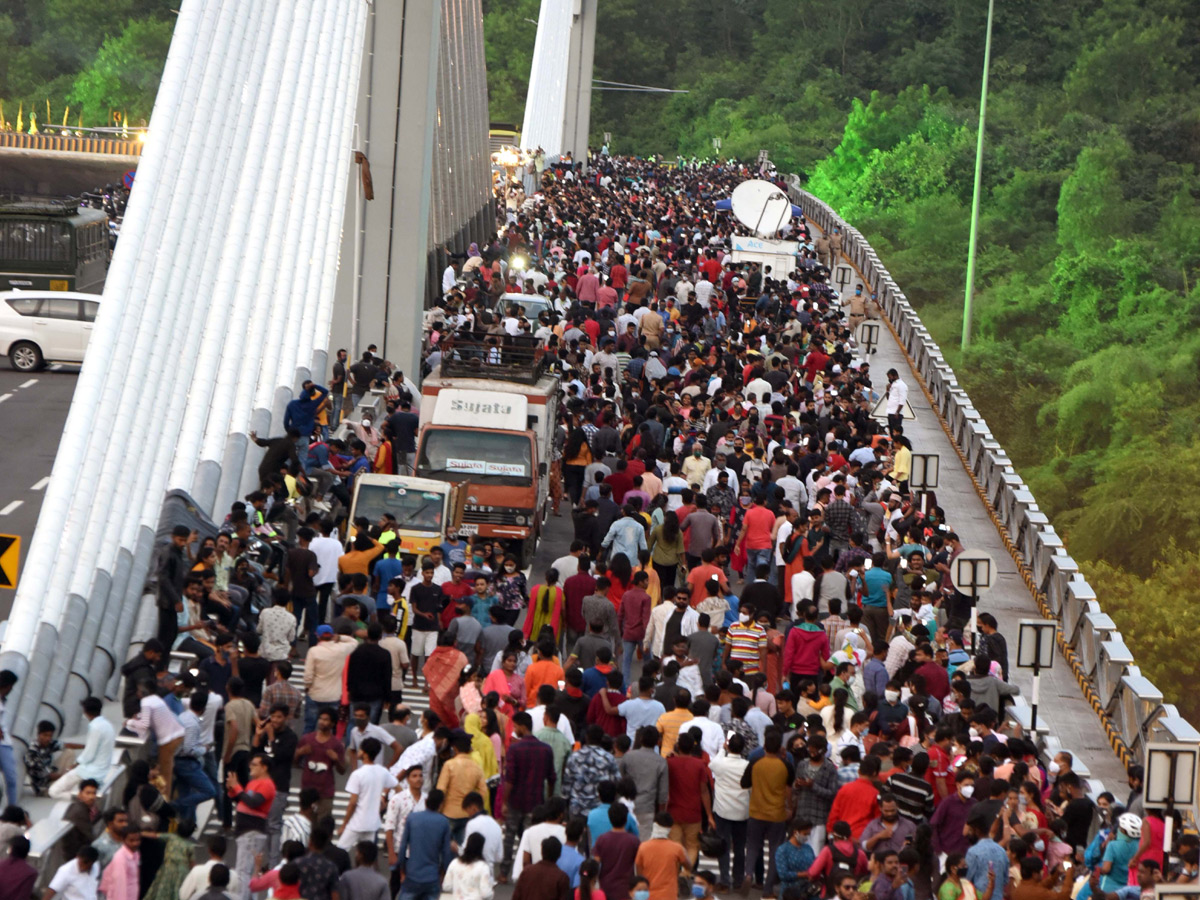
left=62, top=106, right=69, bottom=127
left=45, top=99, right=50, bottom=122
left=16, top=103, right=23, bottom=134
left=29, top=110, right=38, bottom=134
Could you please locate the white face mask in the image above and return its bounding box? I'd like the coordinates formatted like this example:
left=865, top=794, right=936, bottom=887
left=1048, top=761, right=1061, bottom=776
left=505, top=565, right=516, bottom=573
left=960, top=785, right=975, bottom=799
left=1033, top=839, right=1045, bottom=852
left=739, top=613, right=751, bottom=624
left=884, top=690, right=901, bottom=703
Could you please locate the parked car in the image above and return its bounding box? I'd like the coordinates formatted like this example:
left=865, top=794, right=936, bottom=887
left=0, top=290, right=101, bottom=371
left=494, top=292, right=554, bottom=322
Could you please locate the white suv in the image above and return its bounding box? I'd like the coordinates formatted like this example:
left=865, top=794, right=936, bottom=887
left=0, top=290, right=101, bottom=371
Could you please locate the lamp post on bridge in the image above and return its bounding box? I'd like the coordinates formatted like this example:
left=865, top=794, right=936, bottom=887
left=961, top=0, right=995, bottom=350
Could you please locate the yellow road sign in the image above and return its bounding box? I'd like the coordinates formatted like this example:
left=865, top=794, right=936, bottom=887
left=0, top=534, right=19, bottom=589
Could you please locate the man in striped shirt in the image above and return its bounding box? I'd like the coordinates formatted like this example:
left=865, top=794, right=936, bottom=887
left=723, top=606, right=768, bottom=676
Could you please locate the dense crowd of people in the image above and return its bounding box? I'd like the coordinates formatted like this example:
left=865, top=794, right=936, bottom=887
left=0, top=155, right=1192, bottom=900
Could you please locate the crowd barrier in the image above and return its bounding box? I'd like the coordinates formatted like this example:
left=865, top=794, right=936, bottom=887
left=786, top=178, right=1200, bottom=769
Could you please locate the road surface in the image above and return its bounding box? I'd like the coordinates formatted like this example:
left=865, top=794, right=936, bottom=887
left=0, top=363, right=78, bottom=621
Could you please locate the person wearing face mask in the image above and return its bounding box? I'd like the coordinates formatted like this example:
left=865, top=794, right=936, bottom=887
left=931, top=772, right=977, bottom=860
left=873, top=681, right=909, bottom=738
left=690, top=869, right=720, bottom=900
left=938, top=853, right=994, bottom=900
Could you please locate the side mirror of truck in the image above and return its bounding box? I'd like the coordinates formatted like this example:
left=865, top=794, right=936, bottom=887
left=538, top=462, right=547, bottom=477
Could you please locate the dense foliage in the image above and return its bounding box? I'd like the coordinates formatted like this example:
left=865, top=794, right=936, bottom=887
left=0, top=0, right=175, bottom=129
left=484, top=0, right=1200, bottom=719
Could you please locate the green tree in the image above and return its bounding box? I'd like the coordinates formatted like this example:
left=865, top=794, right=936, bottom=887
left=68, top=18, right=173, bottom=126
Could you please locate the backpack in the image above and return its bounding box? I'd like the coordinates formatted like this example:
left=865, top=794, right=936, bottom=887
left=827, top=840, right=858, bottom=891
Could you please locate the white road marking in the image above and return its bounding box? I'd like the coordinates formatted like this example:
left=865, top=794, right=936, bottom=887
left=0, top=500, right=23, bottom=516
left=31, top=477, right=51, bottom=491
left=0, top=394, right=11, bottom=404
left=19, top=379, right=37, bottom=389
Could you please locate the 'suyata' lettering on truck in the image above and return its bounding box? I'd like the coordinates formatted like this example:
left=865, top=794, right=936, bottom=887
left=449, top=398, right=513, bottom=416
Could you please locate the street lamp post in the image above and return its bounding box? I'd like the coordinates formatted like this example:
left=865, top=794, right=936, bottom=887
left=962, top=0, right=995, bottom=350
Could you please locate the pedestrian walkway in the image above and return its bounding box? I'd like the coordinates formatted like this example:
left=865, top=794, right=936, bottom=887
left=195, top=667, right=432, bottom=844
left=824, top=237, right=1126, bottom=791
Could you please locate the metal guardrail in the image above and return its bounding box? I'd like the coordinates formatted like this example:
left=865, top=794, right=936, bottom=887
left=787, top=178, right=1200, bottom=765
left=438, top=335, right=551, bottom=384
left=0, top=131, right=143, bottom=156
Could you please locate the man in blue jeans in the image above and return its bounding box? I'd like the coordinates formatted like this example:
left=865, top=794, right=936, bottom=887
left=396, top=788, right=453, bottom=900
left=617, top=570, right=653, bottom=684
left=0, top=670, right=20, bottom=806
left=174, top=692, right=219, bottom=825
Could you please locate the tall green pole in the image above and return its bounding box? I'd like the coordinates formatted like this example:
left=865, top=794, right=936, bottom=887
left=962, top=0, right=995, bottom=350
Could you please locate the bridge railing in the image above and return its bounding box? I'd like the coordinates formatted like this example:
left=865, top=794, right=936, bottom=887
left=0, top=131, right=143, bottom=156
left=787, top=178, right=1200, bottom=768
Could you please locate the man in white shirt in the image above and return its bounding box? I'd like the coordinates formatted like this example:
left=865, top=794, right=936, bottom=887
left=678, top=699, right=726, bottom=758
left=701, top=454, right=733, bottom=493
left=775, top=469, right=806, bottom=510
left=179, top=836, right=242, bottom=900
left=125, top=679, right=185, bottom=794
left=442, top=260, right=458, bottom=295
left=708, top=740, right=751, bottom=887
left=45, top=847, right=101, bottom=900
left=309, top=525, right=344, bottom=622
left=550, top=544, right=587, bottom=584
left=463, top=793, right=504, bottom=875
left=338, top=737, right=399, bottom=849
left=348, top=705, right=402, bottom=769
left=885, top=368, right=909, bottom=431
left=50, top=696, right=116, bottom=801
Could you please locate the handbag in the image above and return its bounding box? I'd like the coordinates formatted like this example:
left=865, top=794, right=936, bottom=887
left=698, top=829, right=727, bottom=858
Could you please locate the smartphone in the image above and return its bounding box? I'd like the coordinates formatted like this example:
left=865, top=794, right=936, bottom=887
left=899, top=558, right=908, bottom=570
left=864, top=559, right=873, bottom=570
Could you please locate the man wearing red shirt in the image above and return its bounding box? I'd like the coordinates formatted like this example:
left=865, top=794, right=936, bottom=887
left=912, top=644, right=950, bottom=703
left=736, top=496, right=778, bottom=586
left=802, top=341, right=830, bottom=386
left=826, top=755, right=881, bottom=840
left=563, top=562, right=597, bottom=646
left=581, top=318, right=600, bottom=346
left=617, top=571, right=653, bottom=684
left=686, top=548, right=730, bottom=607
left=604, top=461, right=636, bottom=504
left=226, top=753, right=277, bottom=890
left=666, top=732, right=713, bottom=867
left=610, top=260, right=628, bottom=300
left=925, top=728, right=956, bottom=803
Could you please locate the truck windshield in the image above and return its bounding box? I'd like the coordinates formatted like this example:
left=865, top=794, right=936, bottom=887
left=351, top=484, right=446, bottom=532
left=417, top=429, right=533, bottom=487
